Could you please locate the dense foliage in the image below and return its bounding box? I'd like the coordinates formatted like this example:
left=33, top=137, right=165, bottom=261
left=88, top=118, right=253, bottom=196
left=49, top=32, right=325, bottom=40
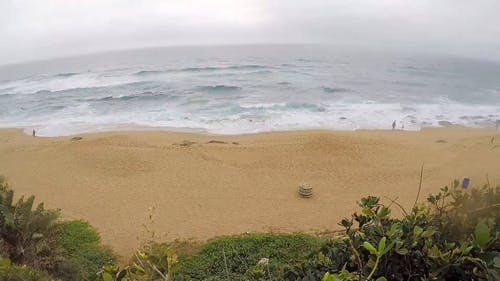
left=100, top=182, right=498, bottom=281
left=173, top=234, right=322, bottom=280
left=0, top=176, right=62, bottom=273
left=0, top=176, right=114, bottom=281
left=0, top=257, right=53, bottom=281
left=55, top=220, right=115, bottom=281
left=0, top=174, right=498, bottom=281
left=289, top=182, right=499, bottom=281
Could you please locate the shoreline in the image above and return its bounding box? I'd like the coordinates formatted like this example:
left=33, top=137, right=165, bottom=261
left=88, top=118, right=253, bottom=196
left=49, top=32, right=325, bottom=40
left=1, top=127, right=499, bottom=260
left=5, top=122, right=497, bottom=138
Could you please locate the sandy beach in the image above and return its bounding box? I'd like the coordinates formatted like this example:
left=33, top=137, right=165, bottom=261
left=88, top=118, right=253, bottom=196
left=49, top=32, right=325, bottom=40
left=0, top=127, right=499, bottom=260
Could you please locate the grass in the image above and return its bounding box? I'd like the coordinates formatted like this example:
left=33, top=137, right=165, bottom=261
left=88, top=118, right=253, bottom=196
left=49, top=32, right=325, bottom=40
left=0, top=258, right=53, bottom=281
left=171, top=233, right=324, bottom=280
left=55, top=220, right=116, bottom=281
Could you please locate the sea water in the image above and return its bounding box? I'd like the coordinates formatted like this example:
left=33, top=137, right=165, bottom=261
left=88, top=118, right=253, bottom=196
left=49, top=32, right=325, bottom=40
left=0, top=45, right=499, bottom=136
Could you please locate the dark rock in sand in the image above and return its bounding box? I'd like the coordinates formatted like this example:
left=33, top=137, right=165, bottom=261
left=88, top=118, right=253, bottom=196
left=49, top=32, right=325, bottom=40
left=208, top=140, right=227, bottom=144
left=70, top=137, right=83, bottom=141
left=175, top=140, right=196, bottom=147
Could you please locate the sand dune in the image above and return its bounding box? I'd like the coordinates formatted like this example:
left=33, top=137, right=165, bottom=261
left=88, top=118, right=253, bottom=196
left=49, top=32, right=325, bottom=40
left=0, top=127, right=499, bottom=260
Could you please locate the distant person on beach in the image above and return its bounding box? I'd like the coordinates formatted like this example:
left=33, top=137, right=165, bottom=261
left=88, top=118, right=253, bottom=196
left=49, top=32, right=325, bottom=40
left=32, top=129, right=36, bottom=137
left=392, top=120, right=396, bottom=130
left=400, top=121, right=404, bottom=130
left=496, top=120, right=500, bottom=130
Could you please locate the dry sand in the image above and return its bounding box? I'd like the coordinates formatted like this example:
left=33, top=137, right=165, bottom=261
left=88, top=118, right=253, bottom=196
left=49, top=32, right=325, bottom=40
left=0, top=127, right=499, bottom=260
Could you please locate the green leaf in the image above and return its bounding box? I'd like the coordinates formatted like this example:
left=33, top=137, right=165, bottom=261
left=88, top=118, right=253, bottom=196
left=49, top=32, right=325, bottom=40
left=102, top=272, right=113, bottom=281
left=444, top=242, right=456, bottom=250
left=32, top=232, right=44, bottom=239
left=0, top=258, right=11, bottom=267
left=382, top=241, right=395, bottom=255
left=413, top=226, right=423, bottom=238
left=363, top=241, right=378, bottom=255
left=474, top=222, right=490, bottom=247
left=422, top=229, right=436, bottom=238
left=378, top=237, right=386, bottom=255
left=376, top=277, right=388, bottom=281
left=494, top=257, right=500, bottom=269
left=463, top=246, right=474, bottom=255
left=377, top=207, right=390, bottom=218
left=396, top=248, right=409, bottom=255
left=322, top=272, right=334, bottom=281
left=362, top=207, right=375, bottom=216
left=0, top=205, right=15, bottom=227
left=366, top=257, right=376, bottom=268
left=388, top=223, right=401, bottom=237
left=428, top=245, right=441, bottom=259
left=360, top=196, right=379, bottom=208
left=340, top=218, right=353, bottom=229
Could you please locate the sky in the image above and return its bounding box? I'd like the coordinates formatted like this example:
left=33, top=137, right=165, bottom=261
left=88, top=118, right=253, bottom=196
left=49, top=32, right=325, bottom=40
left=1, top=0, right=500, bottom=65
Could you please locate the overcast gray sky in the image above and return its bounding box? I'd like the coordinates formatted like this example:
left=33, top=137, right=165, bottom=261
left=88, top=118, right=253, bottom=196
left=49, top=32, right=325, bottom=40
left=1, top=0, right=500, bottom=65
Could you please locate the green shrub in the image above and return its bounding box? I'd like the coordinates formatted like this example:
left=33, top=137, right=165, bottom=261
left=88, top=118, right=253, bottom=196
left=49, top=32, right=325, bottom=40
left=97, top=242, right=178, bottom=281
left=0, top=177, right=116, bottom=280
left=2, top=175, right=498, bottom=281
left=0, top=176, right=63, bottom=273
left=288, top=183, right=500, bottom=281
left=97, top=183, right=498, bottom=281
left=97, top=236, right=318, bottom=281
left=172, top=233, right=323, bottom=280
left=0, top=257, right=52, bottom=281
left=55, top=220, right=115, bottom=281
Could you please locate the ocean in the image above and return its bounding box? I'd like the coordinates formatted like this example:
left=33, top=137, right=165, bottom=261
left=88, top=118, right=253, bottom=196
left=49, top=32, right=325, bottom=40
left=0, top=45, right=499, bottom=136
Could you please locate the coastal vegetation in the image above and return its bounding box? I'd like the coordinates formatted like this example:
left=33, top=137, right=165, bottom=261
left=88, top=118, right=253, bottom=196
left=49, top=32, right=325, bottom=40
left=0, top=175, right=498, bottom=280
left=0, top=176, right=114, bottom=281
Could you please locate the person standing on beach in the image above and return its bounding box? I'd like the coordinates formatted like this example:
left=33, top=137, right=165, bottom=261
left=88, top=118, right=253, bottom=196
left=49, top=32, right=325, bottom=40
left=392, top=120, right=396, bottom=130
left=32, top=129, right=36, bottom=137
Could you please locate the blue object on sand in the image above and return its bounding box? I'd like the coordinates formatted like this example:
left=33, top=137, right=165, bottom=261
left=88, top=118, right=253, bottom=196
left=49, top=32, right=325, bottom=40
left=462, top=178, right=470, bottom=189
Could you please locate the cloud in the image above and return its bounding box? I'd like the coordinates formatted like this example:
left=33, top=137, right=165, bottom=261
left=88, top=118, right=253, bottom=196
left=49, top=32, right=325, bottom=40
left=1, top=0, right=499, bottom=65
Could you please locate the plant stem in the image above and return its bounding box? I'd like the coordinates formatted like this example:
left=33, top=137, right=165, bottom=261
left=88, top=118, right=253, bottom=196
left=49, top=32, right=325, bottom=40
left=348, top=239, right=363, bottom=277
left=383, top=196, right=408, bottom=216
left=366, top=255, right=380, bottom=281
left=412, top=164, right=424, bottom=210
left=267, top=262, right=273, bottom=281
left=222, top=247, right=230, bottom=281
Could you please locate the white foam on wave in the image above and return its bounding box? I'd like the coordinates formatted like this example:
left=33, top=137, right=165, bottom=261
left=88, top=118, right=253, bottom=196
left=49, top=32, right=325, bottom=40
left=1, top=49, right=500, bottom=137
left=0, top=71, right=140, bottom=95
left=5, top=100, right=497, bottom=137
